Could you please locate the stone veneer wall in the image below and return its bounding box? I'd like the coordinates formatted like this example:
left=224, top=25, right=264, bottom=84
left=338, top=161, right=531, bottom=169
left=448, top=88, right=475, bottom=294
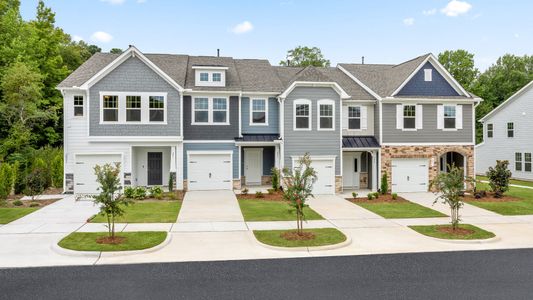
left=335, top=176, right=342, bottom=194
left=380, top=145, right=474, bottom=192
left=233, top=179, right=242, bottom=190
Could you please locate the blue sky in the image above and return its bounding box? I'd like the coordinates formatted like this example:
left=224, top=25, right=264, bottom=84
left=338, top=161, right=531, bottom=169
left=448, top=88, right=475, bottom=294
left=20, top=0, right=533, bottom=70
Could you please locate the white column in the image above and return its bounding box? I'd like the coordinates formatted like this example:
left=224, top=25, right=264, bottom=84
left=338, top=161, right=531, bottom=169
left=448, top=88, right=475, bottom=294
left=175, top=143, right=184, bottom=190
left=371, top=150, right=377, bottom=192
left=274, top=144, right=280, bottom=169
left=170, top=146, right=176, bottom=172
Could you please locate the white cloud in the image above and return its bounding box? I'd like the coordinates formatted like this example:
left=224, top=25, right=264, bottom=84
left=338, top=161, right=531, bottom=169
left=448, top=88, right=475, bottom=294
left=422, top=8, right=437, bottom=16
left=441, top=0, right=472, bottom=17
left=101, top=0, right=126, bottom=4
left=231, top=21, right=254, bottom=34
left=91, top=31, right=113, bottom=43
left=403, top=18, right=415, bottom=26
left=72, top=35, right=83, bottom=42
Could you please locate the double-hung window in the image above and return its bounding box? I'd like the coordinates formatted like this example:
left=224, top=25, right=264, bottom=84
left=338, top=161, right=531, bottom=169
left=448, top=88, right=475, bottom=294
left=212, top=73, right=221, bottom=82
left=318, top=100, right=334, bottom=130
left=126, top=96, right=141, bottom=122
left=403, top=105, right=416, bottom=129
left=103, top=95, right=118, bottom=122
left=348, top=106, right=361, bottom=130
left=199, top=72, right=209, bottom=82
left=294, top=100, right=311, bottom=130
left=193, top=98, right=209, bottom=123
left=74, top=96, right=84, bottom=117
left=444, top=105, right=456, bottom=129
left=212, top=98, right=228, bottom=123
left=487, top=124, right=493, bottom=138
left=193, top=97, right=229, bottom=124
left=516, top=153, right=523, bottom=171
left=149, top=96, right=165, bottom=122
left=251, top=98, right=267, bottom=125
left=526, top=153, right=532, bottom=172
left=507, top=122, right=514, bottom=138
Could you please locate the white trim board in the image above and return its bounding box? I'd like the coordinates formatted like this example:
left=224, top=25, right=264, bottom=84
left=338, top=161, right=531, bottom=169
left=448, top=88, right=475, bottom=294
left=279, top=81, right=350, bottom=100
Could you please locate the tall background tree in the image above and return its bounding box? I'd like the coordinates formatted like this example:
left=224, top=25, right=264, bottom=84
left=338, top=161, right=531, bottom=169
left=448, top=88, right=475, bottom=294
left=438, top=49, right=479, bottom=89
left=279, top=46, right=330, bottom=67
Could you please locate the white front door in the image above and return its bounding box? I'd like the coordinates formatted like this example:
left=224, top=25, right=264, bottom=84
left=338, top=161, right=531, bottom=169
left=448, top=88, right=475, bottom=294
left=244, top=148, right=262, bottom=185
left=74, top=154, right=122, bottom=195
left=343, top=153, right=361, bottom=189
left=391, top=158, right=429, bottom=193
left=188, top=152, right=233, bottom=191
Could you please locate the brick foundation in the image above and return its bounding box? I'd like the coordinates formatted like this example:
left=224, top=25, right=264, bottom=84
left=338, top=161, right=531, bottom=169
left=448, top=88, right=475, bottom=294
left=335, top=176, right=342, bottom=194
left=233, top=179, right=242, bottom=190
left=381, top=145, right=474, bottom=192
left=261, top=175, right=272, bottom=186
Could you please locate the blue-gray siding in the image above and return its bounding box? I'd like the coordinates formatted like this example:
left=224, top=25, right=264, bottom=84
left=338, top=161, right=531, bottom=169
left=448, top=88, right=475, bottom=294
left=89, top=56, right=180, bottom=136
left=382, top=103, right=473, bottom=143
left=183, top=143, right=239, bottom=179
left=241, top=146, right=275, bottom=176
left=283, top=87, right=341, bottom=174
left=183, top=96, right=239, bottom=140
left=241, top=97, right=279, bottom=134
left=397, top=62, right=460, bottom=97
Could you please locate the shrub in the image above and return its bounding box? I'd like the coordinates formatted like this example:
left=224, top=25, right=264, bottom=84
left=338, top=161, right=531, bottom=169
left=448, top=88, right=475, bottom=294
left=391, top=193, right=398, bottom=200
left=12, top=161, right=25, bottom=195
left=267, top=188, right=275, bottom=195
left=149, top=186, right=163, bottom=199
left=0, top=163, right=14, bottom=200
left=29, top=202, right=40, bottom=207
left=474, top=189, right=487, bottom=199
left=380, top=173, right=389, bottom=194
left=255, top=191, right=264, bottom=198
left=123, top=186, right=135, bottom=199
left=367, top=193, right=374, bottom=200
left=241, top=188, right=249, bottom=195
left=373, top=192, right=379, bottom=199
left=168, top=173, right=175, bottom=192
left=133, top=186, right=147, bottom=200
left=271, top=167, right=280, bottom=191
left=12, top=199, right=23, bottom=206
left=486, top=160, right=512, bottom=198
left=352, top=192, right=358, bottom=199
left=50, top=154, right=63, bottom=188
left=33, top=158, right=51, bottom=190
left=25, top=168, right=48, bottom=200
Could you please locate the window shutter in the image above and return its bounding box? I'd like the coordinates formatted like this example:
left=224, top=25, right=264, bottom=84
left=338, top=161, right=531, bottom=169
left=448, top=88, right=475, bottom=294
left=456, top=105, right=463, bottom=129
left=342, top=105, right=348, bottom=130
left=437, top=105, right=444, bottom=129
left=361, top=106, right=368, bottom=130
left=396, top=104, right=403, bottom=130
left=416, top=105, right=423, bottom=129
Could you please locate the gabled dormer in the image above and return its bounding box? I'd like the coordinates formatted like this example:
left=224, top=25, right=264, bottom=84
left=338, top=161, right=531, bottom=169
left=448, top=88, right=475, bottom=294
left=192, top=66, right=228, bottom=87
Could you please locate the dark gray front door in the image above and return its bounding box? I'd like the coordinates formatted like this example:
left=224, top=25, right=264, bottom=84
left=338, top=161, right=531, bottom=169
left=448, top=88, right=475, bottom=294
left=147, top=152, right=163, bottom=186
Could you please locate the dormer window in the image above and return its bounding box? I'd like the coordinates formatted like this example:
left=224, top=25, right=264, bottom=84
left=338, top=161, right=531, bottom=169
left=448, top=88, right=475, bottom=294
left=212, top=73, right=222, bottom=82
left=199, top=72, right=209, bottom=82
left=193, top=66, right=228, bottom=87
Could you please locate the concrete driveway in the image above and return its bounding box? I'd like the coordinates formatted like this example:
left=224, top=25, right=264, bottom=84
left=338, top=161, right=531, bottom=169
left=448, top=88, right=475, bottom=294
left=177, top=190, right=244, bottom=223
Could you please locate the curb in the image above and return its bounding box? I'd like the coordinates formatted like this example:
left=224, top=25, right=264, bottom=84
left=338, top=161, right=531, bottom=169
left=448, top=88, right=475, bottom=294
left=424, top=235, right=501, bottom=244
left=51, top=232, right=172, bottom=257
left=251, top=231, right=352, bottom=252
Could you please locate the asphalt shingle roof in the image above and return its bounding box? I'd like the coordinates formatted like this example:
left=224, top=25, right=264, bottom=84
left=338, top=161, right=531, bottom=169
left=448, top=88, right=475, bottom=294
left=58, top=53, right=119, bottom=88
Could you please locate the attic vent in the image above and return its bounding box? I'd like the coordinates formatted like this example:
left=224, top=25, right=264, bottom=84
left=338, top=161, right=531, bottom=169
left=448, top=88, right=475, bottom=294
left=424, top=69, right=432, bottom=82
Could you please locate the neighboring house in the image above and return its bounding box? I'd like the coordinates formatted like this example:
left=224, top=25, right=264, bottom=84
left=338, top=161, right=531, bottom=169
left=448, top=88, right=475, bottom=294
left=57, top=46, right=480, bottom=196
left=476, top=80, right=533, bottom=181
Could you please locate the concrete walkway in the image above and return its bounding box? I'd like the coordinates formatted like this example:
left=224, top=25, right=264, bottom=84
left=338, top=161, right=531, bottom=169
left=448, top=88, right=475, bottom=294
left=177, top=190, right=244, bottom=222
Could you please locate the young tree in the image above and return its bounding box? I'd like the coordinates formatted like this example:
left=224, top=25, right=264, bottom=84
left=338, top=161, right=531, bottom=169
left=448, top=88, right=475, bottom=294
left=92, top=163, right=130, bottom=240
left=282, top=154, right=317, bottom=235
left=25, top=168, right=47, bottom=201
left=486, top=160, right=512, bottom=198
left=279, top=46, right=330, bottom=67
left=438, top=49, right=479, bottom=89
left=430, top=166, right=472, bottom=230
left=380, top=173, right=389, bottom=195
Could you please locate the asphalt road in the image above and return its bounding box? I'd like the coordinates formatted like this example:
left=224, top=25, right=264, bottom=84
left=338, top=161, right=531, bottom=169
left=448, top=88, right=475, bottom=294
left=2, top=249, right=533, bottom=300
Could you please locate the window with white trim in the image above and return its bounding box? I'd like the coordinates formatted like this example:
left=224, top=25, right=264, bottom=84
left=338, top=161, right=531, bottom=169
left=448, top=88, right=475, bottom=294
left=74, top=95, right=84, bottom=117
left=403, top=105, right=416, bottom=129
left=348, top=106, right=361, bottom=130
left=126, top=96, right=141, bottom=122
left=192, top=97, right=229, bottom=125
left=199, top=72, right=209, bottom=82
left=516, top=152, right=522, bottom=171
left=294, top=100, right=311, bottom=130
left=149, top=96, right=165, bottom=122
left=318, top=100, right=334, bottom=130
left=250, top=98, right=267, bottom=125
left=424, top=69, right=432, bottom=81
left=526, top=153, right=532, bottom=172
left=212, top=98, right=227, bottom=123
left=103, top=95, right=118, bottom=122
left=487, top=123, right=493, bottom=138
left=193, top=98, right=209, bottom=123
left=507, top=122, right=514, bottom=138
left=444, top=105, right=456, bottom=129
left=212, top=73, right=221, bottom=82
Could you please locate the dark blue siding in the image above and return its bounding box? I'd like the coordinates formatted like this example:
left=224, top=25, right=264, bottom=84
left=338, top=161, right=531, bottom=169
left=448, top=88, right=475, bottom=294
left=241, top=146, right=275, bottom=176
left=397, top=62, right=460, bottom=97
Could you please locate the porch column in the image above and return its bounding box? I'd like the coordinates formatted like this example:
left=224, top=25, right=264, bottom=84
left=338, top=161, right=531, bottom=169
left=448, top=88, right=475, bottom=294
left=169, top=145, right=177, bottom=191
left=274, top=145, right=280, bottom=169
left=372, top=150, right=378, bottom=192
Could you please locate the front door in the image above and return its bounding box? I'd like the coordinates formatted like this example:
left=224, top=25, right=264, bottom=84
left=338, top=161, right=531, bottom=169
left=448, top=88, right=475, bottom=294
left=147, top=152, right=163, bottom=186
left=343, top=153, right=360, bottom=189
left=244, top=149, right=262, bottom=185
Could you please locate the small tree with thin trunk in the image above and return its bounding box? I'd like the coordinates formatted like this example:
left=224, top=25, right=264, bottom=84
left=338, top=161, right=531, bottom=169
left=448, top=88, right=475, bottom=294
left=282, top=154, right=317, bottom=235
left=92, top=163, right=131, bottom=240
left=430, top=165, right=472, bottom=230
left=486, top=160, right=512, bottom=198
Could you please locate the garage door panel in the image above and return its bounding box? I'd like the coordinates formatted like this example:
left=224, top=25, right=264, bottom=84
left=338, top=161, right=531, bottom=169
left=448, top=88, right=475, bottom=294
left=75, top=154, right=122, bottom=195
left=391, top=158, right=429, bottom=193
left=188, top=153, right=232, bottom=191
left=297, top=158, right=335, bottom=195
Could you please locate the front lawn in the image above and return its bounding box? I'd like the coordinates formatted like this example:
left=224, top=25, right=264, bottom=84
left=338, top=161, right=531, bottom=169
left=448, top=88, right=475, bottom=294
left=477, top=175, right=533, bottom=188
left=409, top=224, right=495, bottom=240
left=0, top=207, right=39, bottom=224
left=253, top=228, right=346, bottom=247
left=58, top=231, right=167, bottom=251
left=90, top=201, right=181, bottom=223
left=468, top=183, right=533, bottom=215
left=349, top=196, right=446, bottom=219
left=238, top=199, right=324, bottom=221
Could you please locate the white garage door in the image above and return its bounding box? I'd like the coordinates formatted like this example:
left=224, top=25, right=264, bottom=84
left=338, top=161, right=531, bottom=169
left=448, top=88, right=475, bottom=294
left=297, top=158, right=335, bottom=195
left=391, top=158, right=429, bottom=193
left=74, top=154, right=122, bottom=195
left=188, top=152, right=233, bottom=191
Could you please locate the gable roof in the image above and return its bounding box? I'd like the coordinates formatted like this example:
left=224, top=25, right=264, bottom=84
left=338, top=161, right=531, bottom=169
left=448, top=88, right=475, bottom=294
left=58, top=53, right=119, bottom=88
left=479, top=80, right=533, bottom=122
left=184, top=56, right=241, bottom=91
left=234, top=59, right=284, bottom=93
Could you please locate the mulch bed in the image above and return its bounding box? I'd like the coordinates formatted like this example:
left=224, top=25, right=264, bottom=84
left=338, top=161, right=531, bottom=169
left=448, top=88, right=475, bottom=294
left=96, top=236, right=127, bottom=245
left=280, top=231, right=316, bottom=241
left=462, top=193, right=521, bottom=203
left=347, top=194, right=409, bottom=203
left=1, top=199, right=59, bottom=208
left=436, top=225, right=475, bottom=236
left=237, top=191, right=285, bottom=201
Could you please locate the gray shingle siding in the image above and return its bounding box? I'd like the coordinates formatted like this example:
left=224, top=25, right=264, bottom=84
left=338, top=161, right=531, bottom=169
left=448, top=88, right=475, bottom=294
left=397, top=62, right=460, bottom=97
left=183, top=95, right=239, bottom=140
left=283, top=87, right=341, bottom=174
left=183, top=143, right=239, bottom=179
left=382, top=103, right=473, bottom=143
left=89, top=56, right=180, bottom=136
left=374, top=103, right=380, bottom=143
left=241, top=97, right=279, bottom=134
left=240, top=146, right=275, bottom=176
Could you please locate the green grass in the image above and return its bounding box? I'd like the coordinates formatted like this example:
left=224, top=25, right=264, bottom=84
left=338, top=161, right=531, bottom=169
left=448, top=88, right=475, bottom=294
left=253, top=228, right=347, bottom=247
left=354, top=202, right=446, bottom=219
left=90, top=201, right=181, bottom=223
left=58, top=231, right=167, bottom=252
left=0, top=207, right=39, bottom=224
left=409, top=224, right=495, bottom=240
left=469, top=182, right=533, bottom=215
left=477, top=175, right=533, bottom=188
left=238, top=199, right=324, bottom=221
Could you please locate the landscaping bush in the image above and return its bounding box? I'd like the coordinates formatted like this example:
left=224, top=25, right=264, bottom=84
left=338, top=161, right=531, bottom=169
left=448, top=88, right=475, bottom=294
left=352, top=192, right=358, bottom=199
left=149, top=186, right=163, bottom=199
left=367, top=193, right=374, bottom=200
left=373, top=192, right=379, bottom=199
left=12, top=200, right=23, bottom=206
left=12, top=161, right=26, bottom=195
left=0, top=163, right=14, bottom=200
left=474, top=190, right=487, bottom=199
left=271, top=167, right=280, bottom=191
left=123, top=186, right=135, bottom=199
left=380, top=173, right=389, bottom=194
left=168, top=173, right=175, bottom=192
left=486, top=160, right=512, bottom=198
left=391, top=193, right=398, bottom=200
left=133, top=186, right=147, bottom=200
left=29, top=202, right=40, bottom=207
left=241, top=188, right=249, bottom=195
left=255, top=191, right=264, bottom=198
left=25, top=168, right=48, bottom=200
left=33, top=158, right=51, bottom=189
left=50, top=154, right=63, bottom=188
left=267, top=188, right=275, bottom=195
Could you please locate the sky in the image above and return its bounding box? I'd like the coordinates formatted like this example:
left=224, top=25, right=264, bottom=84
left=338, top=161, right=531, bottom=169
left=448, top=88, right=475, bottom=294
left=20, top=0, right=533, bottom=71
